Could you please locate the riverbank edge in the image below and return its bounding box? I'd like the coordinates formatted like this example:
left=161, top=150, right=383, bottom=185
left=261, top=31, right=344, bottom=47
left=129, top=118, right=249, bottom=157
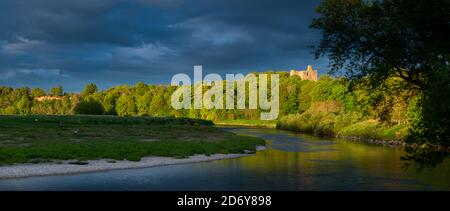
left=0, top=146, right=266, bottom=179
left=335, top=135, right=407, bottom=147
left=214, top=119, right=415, bottom=149
left=213, top=120, right=277, bottom=128
left=215, top=120, right=408, bottom=147
left=275, top=125, right=409, bottom=147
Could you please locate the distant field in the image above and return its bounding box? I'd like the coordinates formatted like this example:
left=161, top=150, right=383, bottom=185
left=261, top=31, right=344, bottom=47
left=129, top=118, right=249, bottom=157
left=0, top=115, right=265, bottom=165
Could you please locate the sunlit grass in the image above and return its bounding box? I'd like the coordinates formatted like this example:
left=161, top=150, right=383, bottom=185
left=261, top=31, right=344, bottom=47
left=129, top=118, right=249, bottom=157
left=0, top=115, right=265, bottom=165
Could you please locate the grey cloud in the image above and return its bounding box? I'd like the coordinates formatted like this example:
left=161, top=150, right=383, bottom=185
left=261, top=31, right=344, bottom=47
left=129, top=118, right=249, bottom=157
left=0, top=0, right=326, bottom=92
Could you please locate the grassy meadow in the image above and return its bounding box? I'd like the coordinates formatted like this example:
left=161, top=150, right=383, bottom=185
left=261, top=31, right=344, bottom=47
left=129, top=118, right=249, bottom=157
left=0, top=115, right=265, bottom=165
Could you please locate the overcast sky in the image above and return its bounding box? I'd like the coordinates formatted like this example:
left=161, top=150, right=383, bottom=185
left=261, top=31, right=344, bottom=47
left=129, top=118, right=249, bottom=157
left=0, top=0, right=327, bottom=92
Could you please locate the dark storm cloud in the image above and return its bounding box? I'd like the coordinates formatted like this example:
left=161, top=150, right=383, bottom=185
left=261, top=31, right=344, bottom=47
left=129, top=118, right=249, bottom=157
left=0, top=0, right=326, bottom=91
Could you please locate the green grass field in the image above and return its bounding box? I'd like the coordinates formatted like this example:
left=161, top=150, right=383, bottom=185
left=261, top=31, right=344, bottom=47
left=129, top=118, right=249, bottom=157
left=0, top=115, right=265, bottom=165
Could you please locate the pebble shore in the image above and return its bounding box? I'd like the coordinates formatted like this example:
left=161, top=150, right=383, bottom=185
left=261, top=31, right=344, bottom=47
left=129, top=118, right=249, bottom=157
left=0, top=146, right=265, bottom=179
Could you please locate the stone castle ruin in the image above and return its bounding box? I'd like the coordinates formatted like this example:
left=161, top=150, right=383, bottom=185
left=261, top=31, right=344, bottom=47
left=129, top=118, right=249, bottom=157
left=34, top=96, right=62, bottom=102
left=289, top=65, right=318, bottom=81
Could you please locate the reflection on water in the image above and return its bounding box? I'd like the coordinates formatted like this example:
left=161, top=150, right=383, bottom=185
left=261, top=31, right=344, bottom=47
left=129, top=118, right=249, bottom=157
left=0, top=127, right=448, bottom=191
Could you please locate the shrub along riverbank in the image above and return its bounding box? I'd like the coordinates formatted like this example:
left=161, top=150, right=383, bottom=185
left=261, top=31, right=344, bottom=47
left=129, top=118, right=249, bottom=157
left=277, top=112, right=409, bottom=145
left=0, top=115, right=265, bottom=165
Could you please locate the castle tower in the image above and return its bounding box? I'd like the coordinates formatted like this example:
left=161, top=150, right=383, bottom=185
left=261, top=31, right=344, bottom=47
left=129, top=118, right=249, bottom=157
left=306, top=65, right=318, bottom=81
left=289, top=65, right=318, bottom=81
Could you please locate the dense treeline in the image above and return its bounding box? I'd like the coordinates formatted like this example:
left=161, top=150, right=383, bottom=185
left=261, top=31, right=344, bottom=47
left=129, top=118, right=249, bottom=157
left=1, top=72, right=417, bottom=141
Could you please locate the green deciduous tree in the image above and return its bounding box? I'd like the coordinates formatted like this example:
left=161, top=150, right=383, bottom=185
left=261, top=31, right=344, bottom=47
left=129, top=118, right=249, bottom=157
left=16, top=95, right=32, bottom=115
left=81, top=83, right=98, bottom=97
left=116, top=94, right=137, bottom=116
left=73, top=97, right=105, bottom=115
left=311, top=0, right=450, bottom=167
left=31, top=88, right=46, bottom=98
left=311, top=0, right=449, bottom=88
left=50, top=85, right=63, bottom=97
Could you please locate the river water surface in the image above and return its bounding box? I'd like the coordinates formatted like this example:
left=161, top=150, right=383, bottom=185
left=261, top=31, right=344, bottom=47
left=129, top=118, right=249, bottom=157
left=0, top=126, right=448, bottom=190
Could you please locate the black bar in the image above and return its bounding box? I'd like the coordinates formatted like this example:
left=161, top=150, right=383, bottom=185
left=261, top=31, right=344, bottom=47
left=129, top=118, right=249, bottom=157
left=0, top=191, right=447, bottom=210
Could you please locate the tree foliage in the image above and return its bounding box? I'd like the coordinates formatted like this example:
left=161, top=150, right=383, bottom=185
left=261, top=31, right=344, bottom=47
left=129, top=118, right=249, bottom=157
left=311, top=0, right=449, bottom=88
left=81, top=83, right=98, bottom=97
left=311, top=0, right=450, bottom=167
left=50, top=85, right=63, bottom=97
left=74, top=97, right=105, bottom=115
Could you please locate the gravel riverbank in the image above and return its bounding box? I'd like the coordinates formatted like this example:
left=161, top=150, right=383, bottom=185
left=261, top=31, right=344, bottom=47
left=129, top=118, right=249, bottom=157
left=0, top=146, right=266, bottom=179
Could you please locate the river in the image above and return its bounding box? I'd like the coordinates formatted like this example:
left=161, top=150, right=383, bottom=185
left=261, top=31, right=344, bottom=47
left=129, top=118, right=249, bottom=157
left=0, top=126, right=448, bottom=190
